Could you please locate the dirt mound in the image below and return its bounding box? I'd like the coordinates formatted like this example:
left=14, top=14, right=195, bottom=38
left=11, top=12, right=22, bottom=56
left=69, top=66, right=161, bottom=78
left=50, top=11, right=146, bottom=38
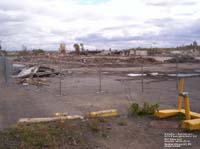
left=165, top=55, right=200, bottom=63
left=93, top=57, right=158, bottom=64
left=127, top=57, right=158, bottom=63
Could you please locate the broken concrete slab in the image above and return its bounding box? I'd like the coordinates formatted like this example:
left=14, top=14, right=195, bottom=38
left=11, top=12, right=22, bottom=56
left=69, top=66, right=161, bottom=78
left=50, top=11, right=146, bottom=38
left=14, top=66, right=38, bottom=78
left=12, top=64, right=26, bottom=75
left=18, top=115, right=84, bottom=124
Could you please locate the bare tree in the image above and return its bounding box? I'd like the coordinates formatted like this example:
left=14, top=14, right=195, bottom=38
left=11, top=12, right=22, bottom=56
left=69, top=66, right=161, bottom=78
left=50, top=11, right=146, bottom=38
left=22, top=45, right=27, bottom=51
left=19, top=45, right=28, bottom=56
left=80, top=43, right=84, bottom=51
left=193, top=41, right=198, bottom=47
left=59, top=42, right=66, bottom=55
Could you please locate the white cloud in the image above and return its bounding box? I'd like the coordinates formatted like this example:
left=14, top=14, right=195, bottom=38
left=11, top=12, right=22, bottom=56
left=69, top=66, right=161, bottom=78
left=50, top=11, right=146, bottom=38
left=0, top=0, right=200, bottom=50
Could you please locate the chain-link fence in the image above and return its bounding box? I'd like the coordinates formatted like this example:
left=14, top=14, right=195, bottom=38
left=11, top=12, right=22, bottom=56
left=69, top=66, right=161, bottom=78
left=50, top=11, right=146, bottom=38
left=0, top=56, right=12, bottom=85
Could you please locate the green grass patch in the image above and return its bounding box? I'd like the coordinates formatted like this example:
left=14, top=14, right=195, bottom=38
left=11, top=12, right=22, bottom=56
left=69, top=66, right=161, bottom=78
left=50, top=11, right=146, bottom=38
left=129, top=102, right=159, bottom=116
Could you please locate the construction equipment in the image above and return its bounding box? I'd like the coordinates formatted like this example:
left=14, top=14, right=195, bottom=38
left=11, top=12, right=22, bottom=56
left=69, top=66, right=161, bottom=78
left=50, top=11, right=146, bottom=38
left=155, top=79, right=200, bottom=130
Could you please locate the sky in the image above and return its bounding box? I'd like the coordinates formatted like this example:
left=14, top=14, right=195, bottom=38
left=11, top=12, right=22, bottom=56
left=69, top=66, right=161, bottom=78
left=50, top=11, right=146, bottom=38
left=0, top=0, right=200, bottom=50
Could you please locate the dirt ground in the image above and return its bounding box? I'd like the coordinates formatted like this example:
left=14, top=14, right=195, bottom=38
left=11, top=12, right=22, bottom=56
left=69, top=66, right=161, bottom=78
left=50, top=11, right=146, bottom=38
left=0, top=56, right=200, bottom=148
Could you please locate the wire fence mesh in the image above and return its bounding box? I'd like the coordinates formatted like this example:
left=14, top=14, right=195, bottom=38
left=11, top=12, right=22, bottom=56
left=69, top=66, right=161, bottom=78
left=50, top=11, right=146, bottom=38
left=0, top=56, right=12, bottom=85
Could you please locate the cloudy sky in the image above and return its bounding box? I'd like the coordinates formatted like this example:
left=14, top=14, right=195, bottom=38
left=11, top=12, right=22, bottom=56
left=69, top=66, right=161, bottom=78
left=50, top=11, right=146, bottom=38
left=0, top=0, right=200, bottom=50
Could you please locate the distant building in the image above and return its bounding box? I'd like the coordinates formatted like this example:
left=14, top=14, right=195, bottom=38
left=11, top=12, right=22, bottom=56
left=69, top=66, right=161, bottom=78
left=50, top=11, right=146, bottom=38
left=99, top=50, right=112, bottom=56
left=130, top=50, right=148, bottom=56
left=170, top=51, right=182, bottom=55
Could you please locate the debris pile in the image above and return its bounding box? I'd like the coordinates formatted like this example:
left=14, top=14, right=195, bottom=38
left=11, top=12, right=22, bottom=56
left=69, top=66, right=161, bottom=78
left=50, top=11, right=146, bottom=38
left=126, top=57, right=158, bottom=63
left=14, top=66, right=58, bottom=78
left=12, top=64, right=26, bottom=75
left=13, top=65, right=58, bottom=86
left=164, top=55, right=200, bottom=63
left=16, top=78, right=49, bottom=86
left=93, top=57, right=158, bottom=64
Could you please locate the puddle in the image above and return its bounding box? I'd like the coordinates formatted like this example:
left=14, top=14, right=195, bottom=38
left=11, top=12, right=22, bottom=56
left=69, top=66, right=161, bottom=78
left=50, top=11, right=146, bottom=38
left=195, top=70, right=200, bottom=73
left=127, top=72, right=200, bottom=77
left=167, top=74, right=200, bottom=77
left=127, top=73, right=147, bottom=77
left=150, top=72, right=159, bottom=76
left=127, top=72, right=161, bottom=77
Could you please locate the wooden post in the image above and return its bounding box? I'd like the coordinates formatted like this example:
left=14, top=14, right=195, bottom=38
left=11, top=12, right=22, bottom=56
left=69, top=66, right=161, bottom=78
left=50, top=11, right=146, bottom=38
left=3, top=56, right=7, bottom=84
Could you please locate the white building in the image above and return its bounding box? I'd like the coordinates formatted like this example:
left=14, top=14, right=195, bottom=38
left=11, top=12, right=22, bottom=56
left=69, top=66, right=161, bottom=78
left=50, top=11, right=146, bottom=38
left=130, top=50, right=148, bottom=56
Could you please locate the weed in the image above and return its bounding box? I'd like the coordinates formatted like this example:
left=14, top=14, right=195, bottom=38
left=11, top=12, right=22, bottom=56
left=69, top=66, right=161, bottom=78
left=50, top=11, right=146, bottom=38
left=117, top=119, right=127, bottom=126
left=129, top=102, right=159, bottom=116
left=3, top=121, right=86, bottom=148
left=87, top=119, right=101, bottom=133
left=0, top=119, right=112, bottom=148
left=101, top=132, right=109, bottom=138
left=87, top=118, right=111, bottom=140
left=176, top=112, right=186, bottom=120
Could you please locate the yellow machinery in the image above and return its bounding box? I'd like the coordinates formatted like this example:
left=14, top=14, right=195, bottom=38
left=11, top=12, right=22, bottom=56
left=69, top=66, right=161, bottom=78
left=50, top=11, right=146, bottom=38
left=155, top=79, right=200, bottom=130
left=87, top=109, right=118, bottom=118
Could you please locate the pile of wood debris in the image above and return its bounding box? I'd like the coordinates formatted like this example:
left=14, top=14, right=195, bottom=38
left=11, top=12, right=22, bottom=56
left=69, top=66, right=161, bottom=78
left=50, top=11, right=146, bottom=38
left=14, top=66, right=58, bottom=78
left=16, top=78, right=50, bottom=86
left=13, top=65, right=59, bottom=86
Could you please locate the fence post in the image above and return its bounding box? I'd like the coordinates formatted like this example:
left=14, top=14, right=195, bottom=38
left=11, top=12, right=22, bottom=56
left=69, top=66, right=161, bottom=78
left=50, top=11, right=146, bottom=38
left=141, top=58, right=144, bottom=93
left=176, top=56, right=179, bottom=90
left=98, top=61, right=102, bottom=93
left=59, top=56, right=62, bottom=95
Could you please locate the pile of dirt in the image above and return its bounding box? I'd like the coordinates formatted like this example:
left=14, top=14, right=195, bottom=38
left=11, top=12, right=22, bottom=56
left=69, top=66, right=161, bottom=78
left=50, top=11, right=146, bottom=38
left=165, top=55, right=200, bottom=63
left=13, top=55, right=159, bottom=68
left=93, top=57, right=158, bottom=64
left=13, top=56, right=31, bottom=63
